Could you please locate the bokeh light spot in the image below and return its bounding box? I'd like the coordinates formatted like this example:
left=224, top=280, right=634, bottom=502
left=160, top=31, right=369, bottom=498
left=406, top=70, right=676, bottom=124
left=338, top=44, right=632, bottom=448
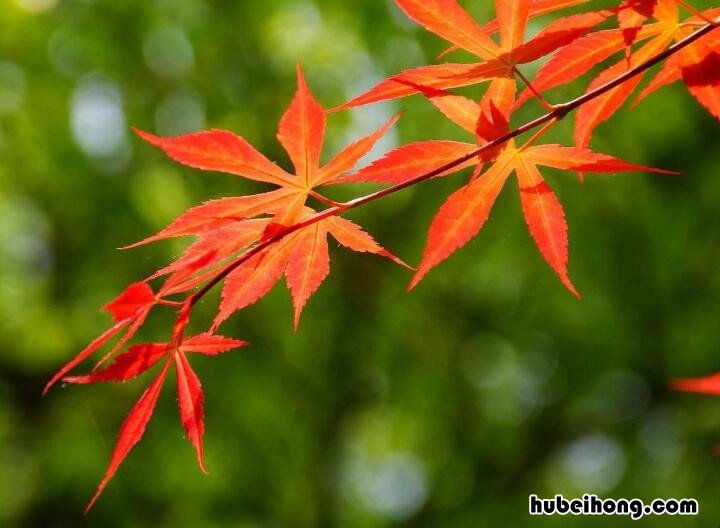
left=557, top=435, right=626, bottom=493
left=70, top=76, right=128, bottom=158
left=143, top=26, right=195, bottom=79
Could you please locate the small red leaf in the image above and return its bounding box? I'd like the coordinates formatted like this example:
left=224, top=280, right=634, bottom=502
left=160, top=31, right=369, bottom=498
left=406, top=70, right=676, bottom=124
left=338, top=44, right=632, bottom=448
left=475, top=98, right=511, bottom=144
left=261, top=222, right=290, bottom=243
left=103, top=283, right=156, bottom=323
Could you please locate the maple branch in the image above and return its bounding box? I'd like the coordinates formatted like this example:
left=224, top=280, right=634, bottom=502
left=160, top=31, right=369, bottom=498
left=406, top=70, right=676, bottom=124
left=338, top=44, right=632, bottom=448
left=187, top=21, right=718, bottom=313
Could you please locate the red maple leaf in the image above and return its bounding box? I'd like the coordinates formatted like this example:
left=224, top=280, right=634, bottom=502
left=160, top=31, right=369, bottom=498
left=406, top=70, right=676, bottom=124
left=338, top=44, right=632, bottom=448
left=133, top=65, right=397, bottom=242
left=510, top=1, right=719, bottom=144
left=616, top=0, right=660, bottom=51
left=128, top=64, right=408, bottom=325
left=64, top=331, right=247, bottom=512
left=634, top=21, right=720, bottom=119
left=43, top=282, right=158, bottom=395
left=43, top=0, right=720, bottom=513
left=46, top=64, right=411, bottom=511
left=334, top=0, right=607, bottom=111
left=342, top=89, right=673, bottom=294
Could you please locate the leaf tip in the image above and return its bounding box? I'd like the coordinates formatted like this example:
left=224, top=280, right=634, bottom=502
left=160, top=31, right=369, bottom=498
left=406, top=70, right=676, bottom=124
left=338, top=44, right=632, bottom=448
left=380, top=249, right=414, bottom=271
left=196, top=452, right=209, bottom=475
left=132, top=127, right=156, bottom=142
left=669, top=378, right=689, bottom=392
left=118, top=241, right=142, bottom=250
left=407, top=272, right=424, bottom=292
left=386, top=111, right=404, bottom=129
left=84, top=478, right=110, bottom=515
left=209, top=318, right=223, bottom=334
left=668, top=376, right=716, bottom=393
left=295, top=61, right=308, bottom=90
left=41, top=379, right=54, bottom=397
left=561, top=275, right=581, bottom=299
left=326, top=102, right=347, bottom=114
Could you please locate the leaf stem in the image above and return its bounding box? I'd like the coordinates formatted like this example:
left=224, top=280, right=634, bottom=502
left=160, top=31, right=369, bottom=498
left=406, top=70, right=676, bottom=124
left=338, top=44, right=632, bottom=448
left=158, top=300, right=185, bottom=307
left=513, top=66, right=555, bottom=111
left=308, top=190, right=344, bottom=207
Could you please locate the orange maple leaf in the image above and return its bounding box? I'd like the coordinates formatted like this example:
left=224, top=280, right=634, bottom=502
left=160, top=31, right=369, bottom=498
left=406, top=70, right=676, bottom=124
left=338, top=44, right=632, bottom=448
left=64, top=332, right=247, bottom=512
left=344, top=90, right=672, bottom=293
left=511, top=1, right=720, bottom=144
left=334, top=0, right=606, bottom=111
left=128, top=64, right=408, bottom=325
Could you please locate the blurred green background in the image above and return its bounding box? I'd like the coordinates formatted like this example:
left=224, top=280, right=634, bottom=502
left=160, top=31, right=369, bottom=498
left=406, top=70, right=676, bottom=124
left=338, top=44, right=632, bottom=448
left=2, top=0, right=720, bottom=526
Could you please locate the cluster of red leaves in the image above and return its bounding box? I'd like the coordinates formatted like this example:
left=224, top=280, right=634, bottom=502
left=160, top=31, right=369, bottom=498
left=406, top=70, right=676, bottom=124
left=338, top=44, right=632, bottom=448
left=48, top=65, right=408, bottom=512
left=46, top=0, right=720, bottom=511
